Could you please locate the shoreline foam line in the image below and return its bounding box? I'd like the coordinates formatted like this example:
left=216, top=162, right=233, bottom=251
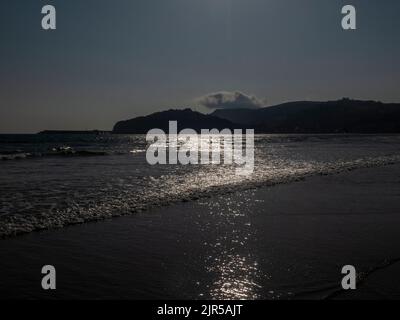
left=1, top=155, right=400, bottom=239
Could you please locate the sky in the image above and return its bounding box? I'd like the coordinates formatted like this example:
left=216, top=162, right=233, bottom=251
left=1, top=0, right=400, bottom=133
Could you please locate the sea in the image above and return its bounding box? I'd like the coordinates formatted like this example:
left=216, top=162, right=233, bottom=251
left=1, top=133, right=400, bottom=238
left=1, top=133, right=400, bottom=300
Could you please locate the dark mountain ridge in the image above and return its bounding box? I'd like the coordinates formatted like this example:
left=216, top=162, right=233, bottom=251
left=113, top=108, right=236, bottom=134
left=211, top=98, right=400, bottom=133
left=112, top=99, right=400, bottom=134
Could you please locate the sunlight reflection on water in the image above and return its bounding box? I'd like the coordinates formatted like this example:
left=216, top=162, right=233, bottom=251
left=208, top=253, right=261, bottom=300
left=198, top=193, right=264, bottom=300
left=2, top=134, right=400, bottom=239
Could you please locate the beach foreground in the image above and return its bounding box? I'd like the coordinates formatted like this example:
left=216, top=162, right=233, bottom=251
left=1, top=164, right=400, bottom=299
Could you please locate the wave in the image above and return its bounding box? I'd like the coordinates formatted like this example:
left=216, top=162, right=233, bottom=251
left=1, top=154, right=400, bottom=239
left=0, top=146, right=148, bottom=161
left=0, top=152, right=34, bottom=161
left=0, top=148, right=110, bottom=161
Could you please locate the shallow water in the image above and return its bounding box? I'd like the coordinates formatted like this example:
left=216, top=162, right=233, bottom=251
left=0, top=165, right=399, bottom=299
left=1, top=134, right=400, bottom=237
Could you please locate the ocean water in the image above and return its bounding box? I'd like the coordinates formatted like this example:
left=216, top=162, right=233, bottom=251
left=1, top=133, right=400, bottom=238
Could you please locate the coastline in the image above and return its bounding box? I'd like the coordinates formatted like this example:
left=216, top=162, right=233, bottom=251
left=1, top=152, right=399, bottom=240
left=1, top=164, right=400, bottom=299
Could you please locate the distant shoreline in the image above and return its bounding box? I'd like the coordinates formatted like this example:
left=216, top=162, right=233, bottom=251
left=2, top=132, right=400, bottom=136
left=2, top=98, right=400, bottom=135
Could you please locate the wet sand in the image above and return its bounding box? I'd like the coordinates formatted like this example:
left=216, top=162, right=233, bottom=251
left=0, top=164, right=400, bottom=299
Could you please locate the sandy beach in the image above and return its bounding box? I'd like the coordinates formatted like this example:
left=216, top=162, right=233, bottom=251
left=0, top=163, right=399, bottom=299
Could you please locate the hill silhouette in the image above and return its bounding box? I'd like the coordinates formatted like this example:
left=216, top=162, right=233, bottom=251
left=112, top=99, right=400, bottom=134
left=212, top=98, right=400, bottom=133
left=113, top=108, right=236, bottom=134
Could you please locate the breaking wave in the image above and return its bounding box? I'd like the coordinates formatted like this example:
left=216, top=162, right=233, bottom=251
left=1, top=153, right=399, bottom=239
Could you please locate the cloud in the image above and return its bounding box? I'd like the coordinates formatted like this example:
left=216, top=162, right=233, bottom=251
left=196, top=91, right=264, bottom=110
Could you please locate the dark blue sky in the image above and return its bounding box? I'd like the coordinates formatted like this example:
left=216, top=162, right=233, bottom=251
left=1, top=0, right=400, bottom=133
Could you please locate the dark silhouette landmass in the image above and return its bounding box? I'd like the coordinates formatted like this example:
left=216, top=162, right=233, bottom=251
left=113, top=108, right=236, bottom=133
left=112, top=99, right=400, bottom=134
left=211, top=98, right=400, bottom=133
